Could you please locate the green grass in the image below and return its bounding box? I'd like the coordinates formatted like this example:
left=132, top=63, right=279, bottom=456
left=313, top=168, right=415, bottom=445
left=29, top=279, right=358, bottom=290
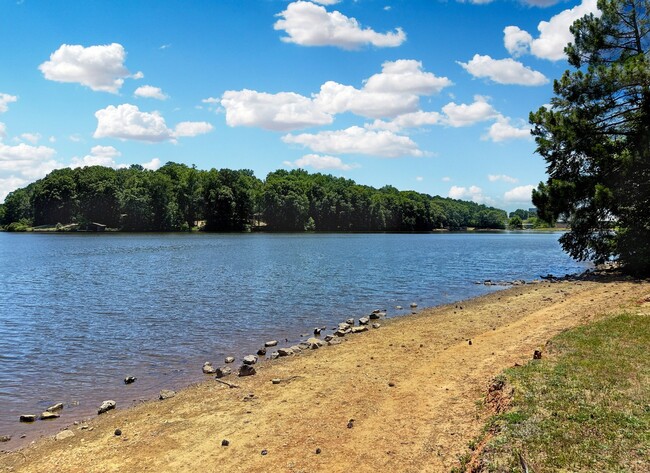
left=472, top=312, right=650, bottom=472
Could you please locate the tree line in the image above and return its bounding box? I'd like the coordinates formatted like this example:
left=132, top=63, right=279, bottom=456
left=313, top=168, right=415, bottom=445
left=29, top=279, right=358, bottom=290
left=0, top=164, right=508, bottom=232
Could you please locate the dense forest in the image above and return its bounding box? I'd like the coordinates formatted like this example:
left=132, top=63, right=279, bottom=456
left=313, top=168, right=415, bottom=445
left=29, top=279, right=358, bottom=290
left=0, top=163, right=508, bottom=232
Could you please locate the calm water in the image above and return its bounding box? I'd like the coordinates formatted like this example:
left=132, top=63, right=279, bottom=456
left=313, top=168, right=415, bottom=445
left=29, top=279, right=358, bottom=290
left=0, top=232, right=586, bottom=445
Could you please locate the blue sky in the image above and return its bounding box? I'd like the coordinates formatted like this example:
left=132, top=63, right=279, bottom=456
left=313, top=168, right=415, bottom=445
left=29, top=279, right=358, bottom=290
left=0, top=0, right=598, bottom=210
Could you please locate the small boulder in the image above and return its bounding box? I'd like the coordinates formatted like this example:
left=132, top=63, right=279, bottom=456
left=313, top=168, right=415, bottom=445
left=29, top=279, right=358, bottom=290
left=257, top=347, right=267, bottom=356
left=202, top=362, right=217, bottom=374
left=307, top=337, right=324, bottom=348
left=224, top=356, right=235, bottom=364
left=395, top=306, right=403, bottom=310
left=243, top=355, right=258, bottom=365
left=323, top=334, right=334, bottom=342
left=239, top=364, right=256, bottom=377
left=124, top=376, right=137, bottom=385
left=369, top=312, right=385, bottom=319
left=19, top=415, right=36, bottom=423
left=533, top=350, right=542, bottom=360
left=40, top=411, right=60, bottom=420
left=313, top=327, right=321, bottom=335
left=54, top=430, right=75, bottom=441
left=346, top=318, right=355, bottom=326
left=270, top=351, right=280, bottom=360
left=410, top=302, right=418, bottom=308
left=277, top=348, right=294, bottom=357
left=290, top=345, right=302, bottom=352
left=358, top=317, right=370, bottom=326
left=0, top=435, right=10, bottom=442
left=265, top=340, right=278, bottom=347
left=215, top=366, right=232, bottom=378
left=372, top=323, right=381, bottom=329
left=98, top=400, right=116, bottom=414
left=351, top=326, right=368, bottom=334
left=159, top=390, right=176, bottom=400
left=46, top=403, right=64, bottom=412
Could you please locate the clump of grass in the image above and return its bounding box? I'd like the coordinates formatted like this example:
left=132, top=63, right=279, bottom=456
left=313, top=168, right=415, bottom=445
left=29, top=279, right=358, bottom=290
left=475, top=312, right=649, bottom=472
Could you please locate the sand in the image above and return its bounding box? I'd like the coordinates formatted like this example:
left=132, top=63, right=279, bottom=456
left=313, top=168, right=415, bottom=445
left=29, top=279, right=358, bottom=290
left=1, top=276, right=648, bottom=473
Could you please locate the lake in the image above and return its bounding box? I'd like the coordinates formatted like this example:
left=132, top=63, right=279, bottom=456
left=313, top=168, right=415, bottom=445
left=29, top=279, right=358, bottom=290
left=0, top=231, right=587, bottom=445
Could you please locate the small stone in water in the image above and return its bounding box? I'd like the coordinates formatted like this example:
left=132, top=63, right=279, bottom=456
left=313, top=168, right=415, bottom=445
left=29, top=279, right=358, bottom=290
left=19, top=415, right=36, bottom=423
left=124, top=376, right=136, bottom=385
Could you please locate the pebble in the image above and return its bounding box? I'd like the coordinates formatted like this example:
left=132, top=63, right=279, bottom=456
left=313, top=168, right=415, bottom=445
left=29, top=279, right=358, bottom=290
left=98, top=400, right=117, bottom=414
left=216, top=366, right=232, bottom=378
left=40, top=411, right=60, bottom=420
left=19, top=415, right=36, bottom=423
left=410, top=302, right=418, bottom=308
left=533, top=350, right=542, bottom=359
left=243, top=355, right=258, bottom=365
left=124, top=376, right=137, bottom=385
left=114, top=429, right=122, bottom=436
left=159, top=390, right=176, bottom=400
left=224, top=356, right=235, bottom=364
left=257, top=347, right=267, bottom=356
left=239, top=365, right=256, bottom=377
left=395, top=306, right=403, bottom=310
left=54, top=430, right=74, bottom=441
left=313, top=328, right=321, bottom=335
left=372, top=323, right=381, bottom=329
left=271, top=378, right=281, bottom=384
left=46, top=403, right=64, bottom=412
left=388, top=382, right=395, bottom=387
left=315, top=448, right=321, bottom=454
left=221, top=439, right=229, bottom=446
left=202, top=362, right=217, bottom=374
left=347, top=420, right=354, bottom=429
left=261, top=449, right=268, bottom=456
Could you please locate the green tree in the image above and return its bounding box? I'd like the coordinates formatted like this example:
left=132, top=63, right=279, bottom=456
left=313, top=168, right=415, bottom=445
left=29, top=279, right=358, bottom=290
left=509, top=215, right=524, bottom=229
left=530, top=0, right=650, bottom=274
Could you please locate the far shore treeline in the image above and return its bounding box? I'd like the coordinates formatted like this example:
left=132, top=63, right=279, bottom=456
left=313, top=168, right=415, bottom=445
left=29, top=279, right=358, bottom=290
left=0, top=163, right=509, bottom=232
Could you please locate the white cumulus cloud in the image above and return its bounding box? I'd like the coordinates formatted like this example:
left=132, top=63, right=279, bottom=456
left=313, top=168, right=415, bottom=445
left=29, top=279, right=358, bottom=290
left=0, top=93, right=18, bottom=113
left=221, top=89, right=333, bottom=131
left=484, top=116, right=532, bottom=142
left=94, top=104, right=172, bottom=142
left=70, top=145, right=126, bottom=168
left=173, top=121, right=214, bottom=137
left=504, top=185, right=535, bottom=203
left=0, top=122, right=6, bottom=139
left=142, top=157, right=162, bottom=170
left=284, top=153, right=359, bottom=170
left=363, top=60, right=453, bottom=95
left=283, top=126, right=424, bottom=158
left=134, top=85, right=168, bottom=100
left=504, top=0, right=600, bottom=61
left=488, top=174, right=518, bottom=183
left=274, top=1, right=406, bottom=49
left=448, top=185, right=487, bottom=204
left=367, top=111, right=443, bottom=132
left=442, top=96, right=499, bottom=127
left=93, top=104, right=212, bottom=142
left=39, top=43, right=134, bottom=93
left=458, top=54, right=548, bottom=85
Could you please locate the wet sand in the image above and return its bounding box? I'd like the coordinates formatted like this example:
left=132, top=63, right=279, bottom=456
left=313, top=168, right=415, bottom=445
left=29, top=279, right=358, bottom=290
left=1, top=276, right=648, bottom=473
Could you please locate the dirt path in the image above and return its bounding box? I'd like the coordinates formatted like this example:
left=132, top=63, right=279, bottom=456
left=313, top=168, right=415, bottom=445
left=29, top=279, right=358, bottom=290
left=1, top=278, right=648, bottom=473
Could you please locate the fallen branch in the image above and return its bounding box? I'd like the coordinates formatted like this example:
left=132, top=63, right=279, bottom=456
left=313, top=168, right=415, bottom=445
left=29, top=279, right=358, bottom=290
left=215, top=379, right=240, bottom=389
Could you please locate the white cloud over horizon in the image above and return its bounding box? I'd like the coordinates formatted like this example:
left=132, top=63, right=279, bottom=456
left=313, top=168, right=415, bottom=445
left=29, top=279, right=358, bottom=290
left=488, top=174, right=518, bottom=183
left=94, top=104, right=213, bottom=142
left=283, top=126, right=424, bottom=158
left=284, top=153, right=359, bottom=171
left=274, top=1, right=406, bottom=49
left=39, top=43, right=137, bottom=93
left=504, top=184, right=535, bottom=203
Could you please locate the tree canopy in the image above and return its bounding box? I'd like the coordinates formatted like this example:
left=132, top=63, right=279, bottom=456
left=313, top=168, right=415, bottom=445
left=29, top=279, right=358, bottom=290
left=530, top=0, right=650, bottom=274
left=0, top=164, right=507, bottom=232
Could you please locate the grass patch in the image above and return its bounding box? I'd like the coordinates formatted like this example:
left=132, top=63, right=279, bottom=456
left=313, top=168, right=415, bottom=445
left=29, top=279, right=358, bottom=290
left=474, top=312, right=649, bottom=472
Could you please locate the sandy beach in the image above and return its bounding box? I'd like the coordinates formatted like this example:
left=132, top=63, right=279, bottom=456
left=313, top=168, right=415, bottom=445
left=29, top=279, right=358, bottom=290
left=1, top=275, right=648, bottom=473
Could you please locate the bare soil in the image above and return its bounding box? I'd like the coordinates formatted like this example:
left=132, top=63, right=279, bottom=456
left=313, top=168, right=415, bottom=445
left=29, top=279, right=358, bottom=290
left=1, top=277, right=648, bottom=473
